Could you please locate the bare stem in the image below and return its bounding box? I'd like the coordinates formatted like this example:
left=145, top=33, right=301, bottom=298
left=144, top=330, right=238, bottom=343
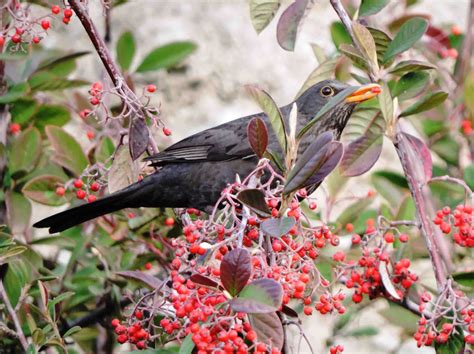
left=0, top=280, right=28, bottom=350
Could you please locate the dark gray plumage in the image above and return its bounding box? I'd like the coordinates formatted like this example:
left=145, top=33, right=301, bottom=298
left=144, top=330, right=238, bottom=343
left=34, top=80, right=376, bottom=234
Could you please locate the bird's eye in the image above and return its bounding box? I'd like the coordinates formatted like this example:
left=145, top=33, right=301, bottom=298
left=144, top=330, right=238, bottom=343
left=320, top=86, right=334, bottom=97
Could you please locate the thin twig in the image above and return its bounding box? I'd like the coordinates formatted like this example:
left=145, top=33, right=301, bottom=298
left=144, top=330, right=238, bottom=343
left=0, top=280, right=28, bottom=350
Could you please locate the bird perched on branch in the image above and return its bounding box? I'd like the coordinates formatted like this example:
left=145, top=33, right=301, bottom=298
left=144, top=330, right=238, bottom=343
left=34, top=80, right=380, bottom=234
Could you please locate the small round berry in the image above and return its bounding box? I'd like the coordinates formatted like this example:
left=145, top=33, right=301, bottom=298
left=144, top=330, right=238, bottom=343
left=52, top=5, right=61, bottom=14
left=86, top=131, right=95, bottom=140
left=448, top=48, right=458, bottom=59
left=15, top=28, right=23, bottom=35
left=303, top=306, right=313, bottom=315
left=246, top=330, right=257, bottom=341
left=11, top=34, right=21, bottom=44
left=451, top=25, right=462, bottom=36
left=90, top=97, right=100, bottom=105
left=90, top=182, right=100, bottom=192
left=116, top=334, right=128, bottom=344
left=76, top=190, right=86, bottom=199
left=345, top=223, right=354, bottom=233
left=309, top=202, right=317, bottom=210
left=33, top=36, right=41, bottom=44
left=87, top=195, right=97, bottom=203
left=136, top=340, right=146, bottom=349
left=73, top=179, right=83, bottom=188
left=351, top=234, right=361, bottom=245
left=41, top=20, right=50, bottom=30
left=135, top=310, right=143, bottom=320
left=63, top=17, right=70, bottom=25
left=144, top=262, right=152, bottom=270
left=399, top=233, right=409, bottom=243
left=146, top=84, right=156, bottom=93
left=64, top=9, right=73, bottom=18
left=55, top=186, right=66, bottom=196
left=384, top=233, right=395, bottom=243
left=165, top=217, right=175, bottom=226
left=163, top=127, right=172, bottom=136
left=111, top=318, right=120, bottom=327
left=9, top=123, right=21, bottom=134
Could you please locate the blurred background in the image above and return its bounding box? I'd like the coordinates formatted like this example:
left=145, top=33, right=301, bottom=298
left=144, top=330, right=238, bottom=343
left=32, top=1, right=470, bottom=353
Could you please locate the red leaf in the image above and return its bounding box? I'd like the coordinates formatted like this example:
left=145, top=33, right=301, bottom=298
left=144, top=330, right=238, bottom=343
left=116, top=270, right=162, bottom=289
left=249, top=312, right=284, bottom=350
left=236, top=189, right=271, bottom=217
left=399, top=132, right=432, bottom=183
left=340, top=134, right=383, bottom=176
left=276, top=0, right=313, bottom=51
left=190, top=274, right=219, bottom=289
left=220, top=248, right=251, bottom=296
left=247, top=117, right=268, bottom=159
left=425, top=25, right=451, bottom=49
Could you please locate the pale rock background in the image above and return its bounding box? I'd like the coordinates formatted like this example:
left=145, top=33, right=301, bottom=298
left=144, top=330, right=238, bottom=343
left=35, top=1, right=470, bottom=353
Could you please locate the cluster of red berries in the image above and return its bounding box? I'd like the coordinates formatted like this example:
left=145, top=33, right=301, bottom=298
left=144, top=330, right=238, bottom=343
left=434, top=205, right=473, bottom=247
left=51, top=5, right=73, bottom=25
left=329, top=344, right=344, bottom=354
left=111, top=312, right=149, bottom=350
left=55, top=179, right=101, bottom=203
left=89, top=82, right=103, bottom=106
left=309, top=292, right=346, bottom=316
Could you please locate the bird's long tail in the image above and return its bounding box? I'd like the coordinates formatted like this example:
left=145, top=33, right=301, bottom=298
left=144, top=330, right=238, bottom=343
left=33, top=177, right=156, bottom=234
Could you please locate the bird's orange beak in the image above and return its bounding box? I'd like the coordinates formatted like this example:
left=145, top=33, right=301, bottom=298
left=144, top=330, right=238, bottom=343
left=345, top=83, right=382, bottom=103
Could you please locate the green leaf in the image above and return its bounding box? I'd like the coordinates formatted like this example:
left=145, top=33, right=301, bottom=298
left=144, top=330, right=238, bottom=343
left=383, top=18, right=428, bottom=63
left=359, top=0, right=389, bottom=16
left=352, top=22, right=379, bottom=71
left=431, top=136, right=459, bottom=166
left=331, top=22, right=352, bottom=49
left=345, top=326, right=379, bottom=337
left=63, top=326, right=82, bottom=338
left=28, top=72, right=89, bottom=92
left=249, top=0, right=280, bottom=34
left=392, top=71, right=430, bottom=100
left=452, top=271, right=474, bottom=294
left=0, top=245, right=27, bottom=263
left=22, top=175, right=67, bottom=206
left=45, top=126, right=89, bottom=176
left=367, top=27, right=392, bottom=66
left=379, top=303, right=419, bottom=333
left=464, top=70, right=474, bottom=115
left=0, top=82, right=30, bottom=104
left=136, top=41, right=197, bottom=72
left=339, top=44, right=368, bottom=69
left=4, top=259, right=29, bottom=307
left=231, top=278, right=283, bottom=313
left=388, top=60, right=436, bottom=75
left=245, top=85, right=287, bottom=153
left=94, top=137, right=115, bottom=165
left=260, top=217, right=295, bottom=238
left=435, top=325, right=465, bottom=354
left=371, top=172, right=407, bottom=205
left=343, top=107, right=386, bottom=142
left=378, top=82, right=393, bottom=123
left=464, top=165, right=474, bottom=191
left=8, top=127, right=42, bottom=179
left=116, top=31, right=136, bottom=71
left=36, top=51, right=90, bottom=77
left=10, top=99, right=38, bottom=125
left=179, top=333, right=195, bottom=354
left=399, top=91, right=448, bottom=117
left=336, top=195, right=374, bottom=226
left=33, top=105, right=71, bottom=132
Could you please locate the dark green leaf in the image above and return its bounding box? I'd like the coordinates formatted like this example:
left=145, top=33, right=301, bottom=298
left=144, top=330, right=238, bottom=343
left=388, top=60, right=436, bottom=75
left=248, top=312, right=284, bottom=350
left=4, top=259, right=29, bottom=307
left=249, top=0, right=281, bottom=34
left=63, top=326, right=82, bottom=338
left=36, top=51, right=90, bottom=77
left=179, top=333, right=195, bottom=354
left=383, top=18, right=428, bottom=63
left=236, top=189, right=271, bottom=217
left=379, top=303, right=419, bottom=333
left=452, top=271, right=474, bottom=293
left=399, top=91, right=448, bottom=117
left=45, top=126, right=89, bottom=176
left=94, top=137, right=115, bottom=165
left=245, top=85, right=287, bottom=153
left=10, top=99, right=38, bottom=125
left=8, top=127, right=42, bottom=179
left=371, top=172, right=407, bottom=205
left=29, top=72, right=89, bottom=91
left=464, top=165, right=474, bottom=191
left=33, top=105, right=71, bottom=132
left=136, top=41, right=197, bottom=72
left=117, top=31, right=136, bottom=71
left=231, top=278, right=283, bottom=313
left=392, top=71, right=430, bottom=100
left=435, top=325, right=465, bottom=354
left=372, top=171, right=409, bottom=188
left=0, top=83, right=29, bottom=104
left=359, top=0, right=389, bottom=17
left=22, top=175, right=67, bottom=206
left=261, top=217, right=295, bottom=238
left=220, top=248, right=251, bottom=296
left=331, top=22, right=352, bottom=49
left=367, top=27, right=392, bottom=66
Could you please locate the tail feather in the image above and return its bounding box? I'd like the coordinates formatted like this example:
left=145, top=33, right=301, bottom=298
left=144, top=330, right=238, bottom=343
left=34, top=178, right=155, bottom=234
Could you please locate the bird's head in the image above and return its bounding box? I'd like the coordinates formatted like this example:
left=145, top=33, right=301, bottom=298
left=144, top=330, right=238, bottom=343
left=296, top=79, right=381, bottom=137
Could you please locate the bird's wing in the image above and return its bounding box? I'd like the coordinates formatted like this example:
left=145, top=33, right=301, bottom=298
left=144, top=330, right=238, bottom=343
left=145, top=115, right=263, bottom=166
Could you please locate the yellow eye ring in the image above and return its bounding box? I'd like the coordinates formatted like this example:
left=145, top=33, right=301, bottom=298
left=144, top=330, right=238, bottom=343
left=320, top=86, right=334, bottom=97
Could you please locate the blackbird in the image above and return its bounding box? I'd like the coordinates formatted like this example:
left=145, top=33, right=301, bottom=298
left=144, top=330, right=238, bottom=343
left=34, top=80, right=380, bottom=234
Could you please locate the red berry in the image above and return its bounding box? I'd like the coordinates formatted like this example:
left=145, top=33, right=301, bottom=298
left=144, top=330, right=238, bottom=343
left=9, top=123, right=21, bottom=134
left=163, top=127, right=172, bottom=136
left=144, top=262, right=152, bottom=270
left=384, top=233, right=395, bottom=243
left=135, top=310, right=143, bottom=320
left=345, top=223, right=354, bottom=232
left=90, top=97, right=100, bottom=105
left=52, top=5, right=61, bottom=14
left=15, top=28, right=23, bottom=35
left=117, top=334, right=128, bottom=344
left=33, top=36, right=41, bottom=44
left=76, top=190, right=86, bottom=199
left=87, top=195, right=97, bottom=203
left=11, top=34, right=21, bottom=43
left=448, top=48, right=458, bottom=59
left=0, top=37, right=4, bottom=46
left=146, top=84, right=156, bottom=93
left=86, top=131, right=95, bottom=140
left=136, top=341, right=146, bottom=349
left=303, top=306, right=313, bottom=315
left=73, top=179, right=83, bottom=188
left=399, top=234, right=409, bottom=243
left=246, top=330, right=257, bottom=341
left=309, top=202, right=317, bottom=210
left=41, top=20, right=50, bottom=30
left=351, top=234, right=361, bottom=244
left=451, top=25, right=462, bottom=36
left=111, top=318, right=120, bottom=327
left=272, top=240, right=282, bottom=252
left=63, top=17, right=70, bottom=24
left=90, top=182, right=100, bottom=191
left=64, top=9, right=73, bottom=18
left=165, top=217, right=175, bottom=226
left=55, top=186, right=66, bottom=196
